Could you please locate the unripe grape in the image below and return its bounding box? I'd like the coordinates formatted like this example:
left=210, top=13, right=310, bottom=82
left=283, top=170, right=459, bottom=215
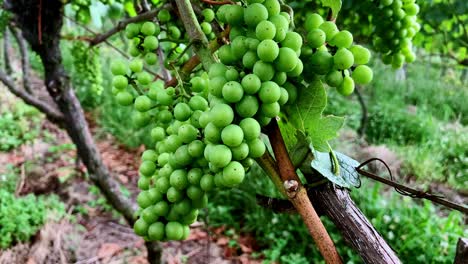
left=113, top=75, right=128, bottom=89
left=144, top=36, right=159, bottom=50
left=231, top=36, right=248, bottom=59
left=210, top=103, right=234, bottom=127
left=253, top=61, right=275, bottom=81
left=222, top=81, right=244, bottom=103
left=244, top=3, right=269, bottom=27
left=178, top=124, right=198, bottom=143
left=125, top=23, right=140, bottom=39
left=134, top=218, right=149, bottom=236
left=256, top=21, right=276, bottom=40
left=260, top=102, right=280, bottom=117
left=287, top=59, right=303, bottom=77
left=134, top=95, right=152, bottom=112
left=248, top=138, right=266, bottom=158
left=231, top=142, right=249, bottom=160
left=137, top=71, right=152, bottom=85
left=205, top=122, right=221, bottom=143
left=165, top=222, right=184, bottom=240
left=352, top=65, right=373, bottom=84
left=242, top=51, right=259, bottom=69
left=319, top=21, right=339, bottom=41
left=278, top=87, right=289, bottom=105
left=225, top=68, right=239, bottom=81
left=210, top=145, right=232, bottom=168
left=138, top=176, right=150, bottom=190
left=111, top=59, right=128, bottom=75
left=337, top=76, right=355, bottom=96
left=306, top=29, right=326, bottom=48
left=174, top=103, right=192, bottom=121
left=240, top=74, right=261, bottom=94
left=148, top=222, right=165, bottom=241
left=240, top=118, right=262, bottom=141
left=190, top=76, right=208, bottom=92
left=188, top=140, right=205, bottom=158
left=334, top=48, right=354, bottom=70
left=130, top=59, right=144, bottom=73
left=257, top=39, right=279, bottom=62
left=222, top=161, right=245, bottom=187
left=281, top=32, right=303, bottom=53
left=221, top=125, right=244, bottom=147
left=141, top=21, right=156, bottom=36
left=259, top=81, right=281, bottom=103
left=349, top=45, right=371, bottom=65
left=168, top=26, right=181, bottom=39
left=202, top=8, right=215, bottom=22
left=330, top=30, right=353, bottom=48
left=141, top=206, right=159, bottom=223
left=200, top=22, right=212, bottom=35
left=218, top=45, right=236, bottom=65
left=116, top=91, right=133, bottom=106
left=263, top=0, right=280, bottom=16
left=325, top=70, right=344, bottom=87
left=273, top=72, right=287, bottom=85
left=158, top=9, right=171, bottom=22
left=200, top=174, right=215, bottom=191
left=305, top=13, right=324, bottom=31
left=189, top=95, right=209, bottom=111
left=274, top=47, right=297, bottom=72
left=155, top=177, right=170, bottom=193
left=236, top=94, right=260, bottom=118
left=144, top=53, right=158, bottom=65
left=225, top=4, right=244, bottom=24
left=283, top=82, right=297, bottom=104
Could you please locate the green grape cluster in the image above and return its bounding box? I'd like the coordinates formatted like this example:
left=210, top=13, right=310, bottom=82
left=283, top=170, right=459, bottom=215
left=70, top=41, right=104, bottom=107
left=198, top=8, right=216, bottom=40
left=301, top=13, right=373, bottom=96
left=371, top=0, right=420, bottom=68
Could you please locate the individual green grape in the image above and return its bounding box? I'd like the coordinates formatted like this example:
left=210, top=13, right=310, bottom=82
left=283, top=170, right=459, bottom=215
left=330, top=30, right=353, bottom=49
left=260, top=102, right=280, bottom=117
left=257, top=39, right=279, bottom=62
left=187, top=168, right=203, bottom=185
left=205, top=122, right=221, bottom=143
left=253, top=61, right=275, bottom=81
left=231, top=36, right=248, bottom=59
left=209, top=145, right=232, bottom=168
left=111, top=59, right=128, bottom=75
left=239, top=118, right=261, bottom=141
left=258, top=81, right=281, bottom=103
left=138, top=176, right=150, bottom=190
left=334, top=48, right=354, bottom=70
left=218, top=45, right=236, bottom=65
left=225, top=68, right=239, bottom=81
left=144, top=53, right=158, bottom=65
left=210, top=103, right=234, bottom=127
left=137, top=71, right=152, bottom=85
left=231, top=142, right=249, bottom=160
left=241, top=74, right=261, bottom=94
left=202, top=8, right=215, bottom=22
left=349, top=45, right=371, bottom=65
left=242, top=51, right=259, bottom=69
left=319, top=21, right=339, bottom=41
left=337, top=76, right=355, bottom=96
left=200, top=22, right=212, bottom=35
left=144, top=36, right=159, bottom=50
left=222, top=161, right=245, bottom=187
left=352, top=65, right=373, bottom=84
left=280, top=32, right=302, bottom=53
left=155, top=177, right=170, bottom=193
left=167, top=187, right=184, bottom=203
left=274, top=47, right=297, bottom=72
left=325, top=70, right=344, bottom=87
left=174, top=103, right=192, bottom=121
left=247, top=138, right=266, bottom=158
left=263, top=0, right=280, bottom=16
left=178, top=124, right=198, bottom=143
left=148, top=222, right=165, bottom=241
left=256, top=20, right=276, bottom=40
left=129, top=59, right=144, bottom=73
left=142, top=149, right=158, bottom=162
left=305, top=13, right=323, bottom=31
left=168, top=26, right=181, bottom=39
left=158, top=9, right=171, bottom=23
left=165, top=222, right=184, bottom=240
left=225, top=4, right=244, bottom=24
left=141, top=21, right=156, bottom=36
left=134, top=95, right=152, bottom=112
left=190, top=76, right=208, bottom=92
left=141, top=206, right=159, bottom=223
left=244, top=3, right=268, bottom=27
left=112, top=75, right=128, bottom=89
left=125, top=23, right=140, bottom=39
left=235, top=95, right=259, bottom=118
left=306, top=29, right=326, bottom=48
left=200, top=174, right=215, bottom=191
left=222, top=81, right=244, bottom=103
left=134, top=218, right=149, bottom=236
left=221, top=125, right=244, bottom=147
left=287, top=59, right=303, bottom=77
left=278, top=87, right=289, bottom=105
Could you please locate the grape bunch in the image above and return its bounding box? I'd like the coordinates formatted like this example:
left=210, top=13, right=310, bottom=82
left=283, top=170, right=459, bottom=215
left=70, top=41, right=104, bottom=107
left=371, top=0, right=420, bottom=68
left=301, top=13, right=373, bottom=96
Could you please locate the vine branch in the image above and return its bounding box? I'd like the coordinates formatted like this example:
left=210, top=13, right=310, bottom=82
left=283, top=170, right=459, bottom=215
left=267, top=119, right=343, bottom=263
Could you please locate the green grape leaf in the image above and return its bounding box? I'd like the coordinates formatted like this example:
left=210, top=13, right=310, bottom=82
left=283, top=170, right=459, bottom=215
left=321, top=0, right=342, bottom=19
left=310, top=150, right=360, bottom=188
left=284, top=78, right=344, bottom=152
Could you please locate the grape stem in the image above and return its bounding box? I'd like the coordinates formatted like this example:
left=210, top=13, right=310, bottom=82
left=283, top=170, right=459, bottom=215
left=267, top=118, right=343, bottom=264
left=200, top=0, right=234, bottom=5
